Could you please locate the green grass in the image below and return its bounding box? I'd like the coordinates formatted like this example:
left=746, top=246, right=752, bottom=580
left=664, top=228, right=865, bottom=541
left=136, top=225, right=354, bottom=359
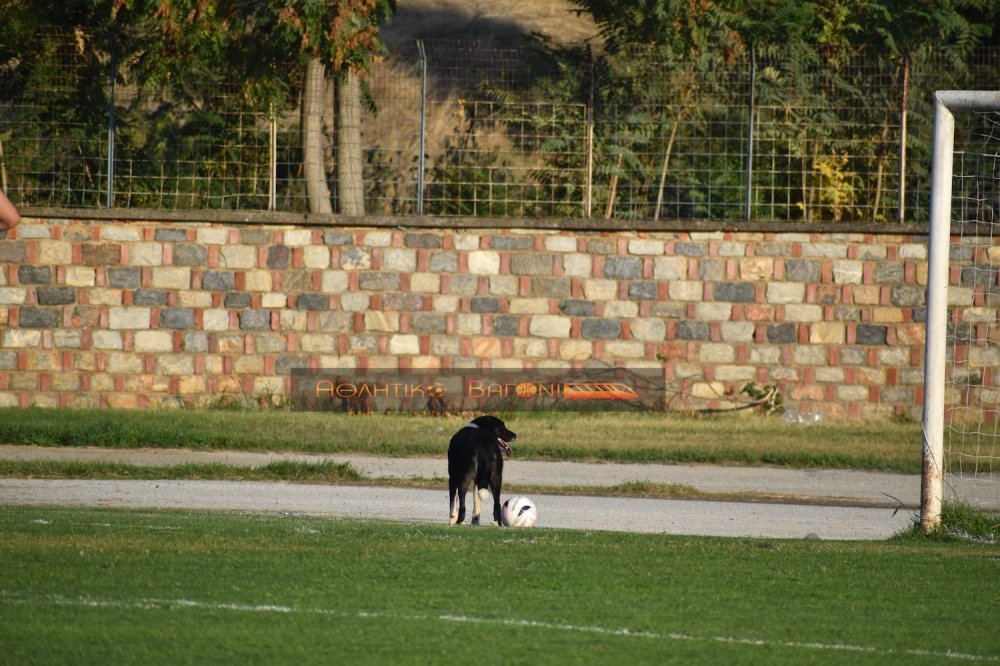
left=0, top=408, right=923, bottom=472
left=0, top=506, right=996, bottom=665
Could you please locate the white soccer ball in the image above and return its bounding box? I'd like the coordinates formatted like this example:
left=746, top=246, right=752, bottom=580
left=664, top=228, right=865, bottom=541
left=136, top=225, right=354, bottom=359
left=502, top=496, right=538, bottom=528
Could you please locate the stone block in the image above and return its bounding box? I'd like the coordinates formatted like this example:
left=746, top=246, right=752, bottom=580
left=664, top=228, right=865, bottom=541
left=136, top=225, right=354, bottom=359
left=36, top=287, right=76, bottom=306
left=341, top=247, right=372, bottom=270
left=604, top=256, right=642, bottom=279
left=38, top=240, right=72, bottom=265
left=628, top=281, right=658, bottom=300
left=224, top=292, right=251, bottom=308
left=784, top=304, right=822, bottom=322
left=698, top=259, right=725, bottom=281
left=92, top=330, right=123, bottom=349
left=653, top=256, right=687, bottom=280
left=491, top=236, right=534, bottom=250
left=559, top=299, right=594, bottom=317
left=389, top=334, right=421, bottom=355
left=677, top=320, right=710, bottom=340
left=628, top=239, right=664, bottom=255
left=363, top=231, right=392, bottom=247
left=81, top=244, right=121, bottom=266
left=301, top=246, right=330, bottom=269
left=135, top=331, right=174, bottom=352
left=531, top=277, right=570, bottom=298
left=0, top=288, right=27, bottom=305
left=133, top=289, right=168, bottom=306
left=510, top=253, right=552, bottom=275
left=581, top=318, right=620, bottom=339
left=220, top=245, right=257, bottom=268
left=669, top=281, right=702, bottom=301
left=468, top=251, right=500, bottom=275
left=833, top=260, right=863, bottom=284
left=365, top=311, right=399, bottom=332
left=240, top=310, right=271, bottom=330
left=109, top=307, right=151, bottom=329
left=65, top=267, right=96, bottom=287
left=244, top=270, right=272, bottom=292
left=582, top=279, right=617, bottom=300
left=203, top=271, right=236, bottom=291
left=559, top=339, right=592, bottom=361
left=605, top=301, right=638, bottom=318
left=471, top=297, right=500, bottom=313
left=890, top=285, right=924, bottom=307
left=174, top=243, right=208, bottom=266
left=161, top=308, right=195, bottom=329
left=489, top=275, right=518, bottom=296
left=509, top=299, right=549, bottom=315
left=785, top=259, right=820, bottom=282
left=675, top=242, right=707, bottom=257
left=267, top=246, right=290, bottom=269
left=695, top=302, right=732, bottom=321
left=18, top=266, right=52, bottom=285
left=297, top=293, right=329, bottom=310
left=19, top=307, right=60, bottom=327
left=856, top=324, right=888, bottom=345
left=720, top=321, right=754, bottom=342
left=631, top=318, right=666, bottom=341
left=739, top=258, right=773, bottom=281
left=151, top=267, right=191, bottom=290
left=544, top=236, right=577, bottom=252
left=405, top=233, right=442, bottom=249
left=492, top=315, right=519, bottom=336
left=320, top=271, right=349, bottom=293
left=809, top=322, right=845, bottom=344
left=429, top=252, right=458, bottom=273
left=359, top=272, right=400, bottom=291
left=714, top=283, right=755, bottom=303
left=107, top=268, right=140, bottom=289
left=384, top=248, right=417, bottom=272
left=529, top=315, right=571, bottom=338
left=766, top=323, right=796, bottom=344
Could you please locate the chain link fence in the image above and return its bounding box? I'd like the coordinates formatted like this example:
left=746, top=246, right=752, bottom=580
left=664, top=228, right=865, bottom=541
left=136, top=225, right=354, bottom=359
left=2, top=34, right=999, bottom=223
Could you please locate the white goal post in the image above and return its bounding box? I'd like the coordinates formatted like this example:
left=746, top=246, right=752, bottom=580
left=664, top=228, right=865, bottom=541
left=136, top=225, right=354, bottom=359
left=922, top=90, right=1000, bottom=531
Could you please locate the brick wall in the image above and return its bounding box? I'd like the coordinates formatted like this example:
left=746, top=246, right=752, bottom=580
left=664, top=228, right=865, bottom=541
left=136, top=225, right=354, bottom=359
left=0, top=216, right=948, bottom=419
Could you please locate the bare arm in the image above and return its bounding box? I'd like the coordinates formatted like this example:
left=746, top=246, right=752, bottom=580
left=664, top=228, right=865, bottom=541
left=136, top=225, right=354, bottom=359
left=0, top=190, right=20, bottom=230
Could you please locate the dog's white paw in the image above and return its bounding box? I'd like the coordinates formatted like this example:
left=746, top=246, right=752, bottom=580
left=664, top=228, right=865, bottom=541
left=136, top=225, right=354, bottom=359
left=449, top=512, right=458, bottom=526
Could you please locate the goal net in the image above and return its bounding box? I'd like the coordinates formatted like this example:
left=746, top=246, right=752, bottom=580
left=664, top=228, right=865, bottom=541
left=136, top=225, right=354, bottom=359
left=922, top=91, right=1000, bottom=530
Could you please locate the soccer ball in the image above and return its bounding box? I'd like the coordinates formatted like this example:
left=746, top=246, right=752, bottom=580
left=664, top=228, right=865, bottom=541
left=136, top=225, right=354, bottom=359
left=501, top=496, right=538, bottom=528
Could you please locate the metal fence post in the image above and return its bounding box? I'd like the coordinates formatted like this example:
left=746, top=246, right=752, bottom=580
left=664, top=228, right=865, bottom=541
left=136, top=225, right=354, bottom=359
left=417, top=39, right=427, bottom=216
left=269, top=104, right=277, bottom=212
left=584, top=45, right=594, bottom=218
left=744, top=44, right=756, bottom=222
left=106, top=33, right=116, bottom=208
left=897, top=54, right=910, bottom=224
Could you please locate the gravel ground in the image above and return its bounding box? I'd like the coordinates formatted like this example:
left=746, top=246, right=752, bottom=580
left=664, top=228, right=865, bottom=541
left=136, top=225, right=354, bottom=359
left=0, top=445, right=931, bottom=540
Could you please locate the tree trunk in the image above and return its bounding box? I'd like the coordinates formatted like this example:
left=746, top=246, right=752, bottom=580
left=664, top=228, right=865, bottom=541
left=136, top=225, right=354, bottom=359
left=302, top=58, right=332, bottom=214
left=337, top=68, right=365, bottom=216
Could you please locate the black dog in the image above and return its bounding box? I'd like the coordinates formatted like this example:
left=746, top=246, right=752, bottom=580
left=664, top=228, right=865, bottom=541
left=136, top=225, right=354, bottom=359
left=448, top=415, right=516, bottom=526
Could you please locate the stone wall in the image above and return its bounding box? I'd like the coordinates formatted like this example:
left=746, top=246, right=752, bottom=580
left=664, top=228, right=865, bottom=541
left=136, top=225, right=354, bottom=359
left=0, top=215, right=949, bottom=419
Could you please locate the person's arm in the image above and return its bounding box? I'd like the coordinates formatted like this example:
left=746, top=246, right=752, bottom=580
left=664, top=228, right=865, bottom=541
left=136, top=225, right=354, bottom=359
left=0, top=189, right=21, bottom=230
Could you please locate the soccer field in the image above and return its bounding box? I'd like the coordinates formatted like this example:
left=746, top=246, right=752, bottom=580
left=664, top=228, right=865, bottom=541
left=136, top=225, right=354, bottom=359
left=1, top=506, right=996, bottom=665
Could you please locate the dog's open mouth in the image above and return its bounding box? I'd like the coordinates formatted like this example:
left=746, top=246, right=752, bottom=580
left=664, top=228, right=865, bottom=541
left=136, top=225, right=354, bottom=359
left=497, top=437, right=512, bottom=457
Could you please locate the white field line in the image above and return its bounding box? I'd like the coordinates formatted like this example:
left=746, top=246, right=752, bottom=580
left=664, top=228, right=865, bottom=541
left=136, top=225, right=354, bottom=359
left=2, top=591, right=997, bottom=662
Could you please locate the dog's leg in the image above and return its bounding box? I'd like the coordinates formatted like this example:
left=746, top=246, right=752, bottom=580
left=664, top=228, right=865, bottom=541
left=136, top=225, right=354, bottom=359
left=449, top=483, right=460, bottom=525
left=471, top=484, right=482, bottom=524
left=491, top=484, right=503, bottom=526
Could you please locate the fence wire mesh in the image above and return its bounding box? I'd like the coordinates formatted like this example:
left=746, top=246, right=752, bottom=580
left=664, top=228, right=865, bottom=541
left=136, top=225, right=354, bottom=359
left=2, top=35, right=999, bottom=222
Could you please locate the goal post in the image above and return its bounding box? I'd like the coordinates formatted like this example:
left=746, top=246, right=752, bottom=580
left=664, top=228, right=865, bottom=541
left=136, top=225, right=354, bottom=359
left=922, top=90, right=1000, bottom=531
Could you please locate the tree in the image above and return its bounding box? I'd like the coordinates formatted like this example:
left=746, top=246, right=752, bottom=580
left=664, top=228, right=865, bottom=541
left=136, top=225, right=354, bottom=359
left=104, top=0, right=392, bottom=214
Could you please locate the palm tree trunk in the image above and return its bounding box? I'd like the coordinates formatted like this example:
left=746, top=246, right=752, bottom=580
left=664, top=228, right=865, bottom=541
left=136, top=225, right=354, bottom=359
left=302, top=58, right=332, bottom=214
left=337, top=68, right=365, bottom=216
